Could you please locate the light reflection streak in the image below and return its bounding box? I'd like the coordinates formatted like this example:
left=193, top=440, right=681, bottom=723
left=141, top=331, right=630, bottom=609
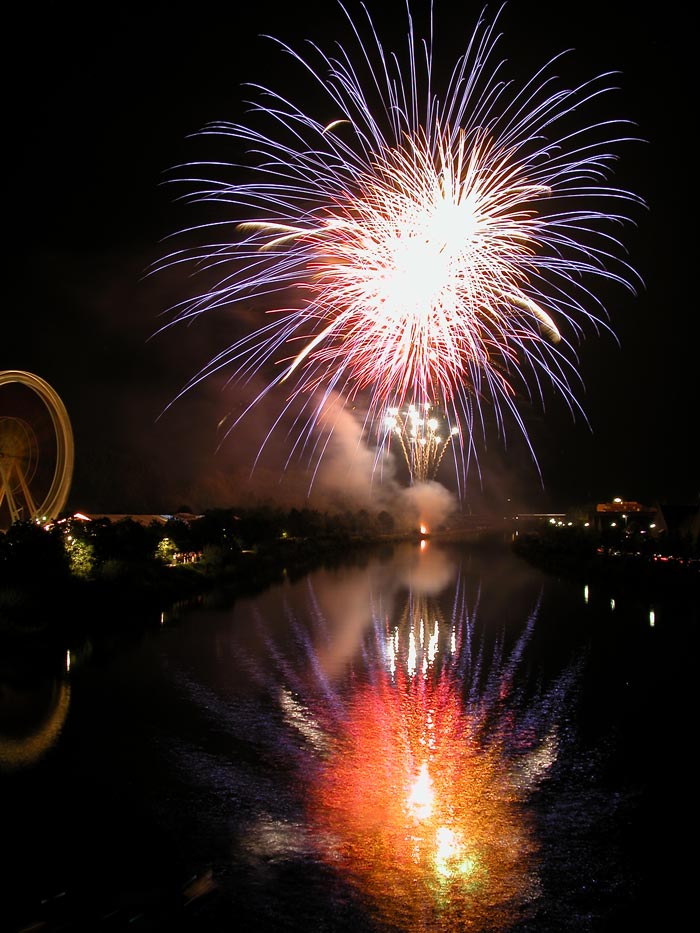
left=0, top=677, right=71, bottom=772
left=245, top=543, right=580, bottom=931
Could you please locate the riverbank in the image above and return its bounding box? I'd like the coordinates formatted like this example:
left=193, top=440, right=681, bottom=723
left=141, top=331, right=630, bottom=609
left=0, top=532, right=403, bottom=638
left=512, top=532, right=700, bottom=597
left=4, top=524, right=697, bottom=646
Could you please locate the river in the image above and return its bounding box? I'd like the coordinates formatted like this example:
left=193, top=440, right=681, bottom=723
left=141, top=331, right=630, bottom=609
left=1, top=537, right=695, bottom=931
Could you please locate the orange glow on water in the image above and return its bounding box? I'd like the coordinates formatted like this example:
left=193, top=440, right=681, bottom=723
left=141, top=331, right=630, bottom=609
left=305, top=668, right=540, bottom=931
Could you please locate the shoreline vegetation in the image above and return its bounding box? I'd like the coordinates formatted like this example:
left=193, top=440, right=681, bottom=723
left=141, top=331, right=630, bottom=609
left=1, top=505, right=698, bottom=644
left=0, top=505, right=452, bottom=639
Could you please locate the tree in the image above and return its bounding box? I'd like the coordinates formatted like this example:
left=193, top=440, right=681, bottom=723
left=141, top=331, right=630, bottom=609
left=0, top=521, right=71, bottom=584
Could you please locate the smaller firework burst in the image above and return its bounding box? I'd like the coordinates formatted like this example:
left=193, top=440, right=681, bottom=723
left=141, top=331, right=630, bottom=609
left=383, top=402, right=459, bottom=485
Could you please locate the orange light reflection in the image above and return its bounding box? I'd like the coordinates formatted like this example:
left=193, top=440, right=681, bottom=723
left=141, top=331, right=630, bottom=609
left=306, top=666, right=540, bottom=931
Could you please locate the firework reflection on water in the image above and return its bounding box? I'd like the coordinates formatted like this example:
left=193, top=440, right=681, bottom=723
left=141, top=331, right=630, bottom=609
left=239, top=542, right=580, bottom=931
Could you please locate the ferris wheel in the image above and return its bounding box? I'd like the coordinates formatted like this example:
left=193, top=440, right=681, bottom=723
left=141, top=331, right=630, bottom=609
left=0, top=370, right=74, bottom=529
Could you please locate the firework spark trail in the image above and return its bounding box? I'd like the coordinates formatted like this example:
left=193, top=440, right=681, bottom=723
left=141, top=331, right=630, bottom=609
left=155, top=0, right=644, bottom=494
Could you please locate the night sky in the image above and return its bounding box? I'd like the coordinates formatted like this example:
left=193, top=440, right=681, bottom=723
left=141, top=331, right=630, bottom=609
left=4, top=1, right=696, bottom=520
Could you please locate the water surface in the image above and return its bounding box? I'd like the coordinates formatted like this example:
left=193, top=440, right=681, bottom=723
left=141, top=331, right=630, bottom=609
left=1, top=539, right=694, bottom=931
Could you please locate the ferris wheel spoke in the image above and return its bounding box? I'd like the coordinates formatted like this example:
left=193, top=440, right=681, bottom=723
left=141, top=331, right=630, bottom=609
left=15, top=465, right=39, bottom=520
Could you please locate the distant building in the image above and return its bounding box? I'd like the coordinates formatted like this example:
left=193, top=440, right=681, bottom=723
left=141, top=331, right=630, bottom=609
left=593, top=498, right=658, bottom=535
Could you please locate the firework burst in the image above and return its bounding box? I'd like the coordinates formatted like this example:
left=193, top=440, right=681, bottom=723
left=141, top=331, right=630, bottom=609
left=384, top=401, right=459, bottom=485
left=156, top=0, right=644, bottom=495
